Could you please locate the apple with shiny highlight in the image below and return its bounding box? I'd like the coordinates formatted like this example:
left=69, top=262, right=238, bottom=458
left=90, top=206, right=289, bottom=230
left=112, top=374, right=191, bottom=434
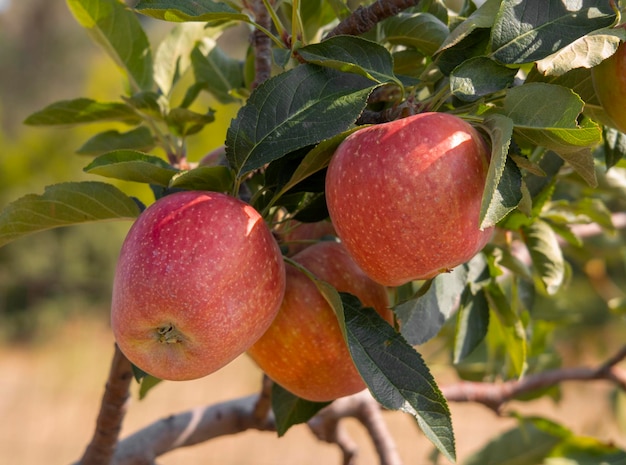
left=325, top=112, right=493, bottom=287
left=111, top=190, right=286, bottom=381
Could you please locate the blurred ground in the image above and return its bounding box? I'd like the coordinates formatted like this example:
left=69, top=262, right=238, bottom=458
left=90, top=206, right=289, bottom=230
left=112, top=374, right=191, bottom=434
left=1, top=314, right=624, bottom=465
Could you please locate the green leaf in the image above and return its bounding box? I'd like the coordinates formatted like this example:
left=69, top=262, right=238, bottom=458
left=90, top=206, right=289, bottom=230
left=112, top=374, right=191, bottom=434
left=603, top=127, right=626, bottom=169
left=191, top=39, right=244, bottom=104
left=528, top=65, right=597, bottom=101
left=547, top=436, right=626, bottom=464
left=279, top=0, right=337, bottom=44
left=326, top=0, right=351, bottom=20
left=527, top=159, right=560, bottom=208
left=480, top=113, right=522, bottom=228
left=424, top=0, right=450, bottom=24
left=271, top=383, right=330, bottom=437
left=500, top=83, right=601, bottom=184
left=523, top=219, right=565, bottom=295
left=76, top=127, right=155, bottom=155
left=536, top=28, right=626, bottom=76
left=508, top=152, right=546, bottom=177
left=84, top=150, right=178, bottom=186
left=296, top=36, right=399, bottom=85
left=0, top=182, right=141, bottom=248
left=138, top=375, right=162, bottom=400
left=544, top=198, right=615, bottom=234
left=67, top=0, right=153, bottom=91
left=123, top=91, right=168, bottom=119
left=437, top=0, right=500, bottom=52
left=154, top=22, right=209, bottom=96
left=381, top=12, right=449, bottom=56
left=340, top=293, right=455, bottom=462
left=436, top=28, right=492, bottom=76
left=555, top=146, right=598, bottom=188
left=134, top=0, right=249, bottom=22
left=450, top=57, right=517, bottom=102
left=24, top=98, right=141, bottom=126
left=490, top=0, right=617, bottom=65
left=488, top=244, right=533, bottom=281
left=502, top=83, right=602, bottom=151
left=454, top=288, right=490, bottom=363
left=274, top=127, right=364, bottom=201
left=392, top=49, right=427, bottom=79
left=395, top=265, right=468, bottom=345
left=526, top=67, right=606, bottom=124
left=169, top=166, right=234, bottom=192
left=226, top=64, right=375, bottom=177
left=166, top=107, right=215, bottom=136
left=463, top=416, right=571, bottom=465
left=485, top=282, right=527, bottom=378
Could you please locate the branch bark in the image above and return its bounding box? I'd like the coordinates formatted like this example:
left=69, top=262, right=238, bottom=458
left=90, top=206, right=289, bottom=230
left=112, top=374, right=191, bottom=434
left=78, top=344, right=134, bottom=465
left=75, top=345, right=626, bottom=465
left=309, top=390, right=403, bottom=465
left=246, top=0, right=274, bottom=89
left=326, top=0, right=421, bottom=38
left=79, top=388, right=401, bottom=465
left=111, top=394, right=275, bottom=465
left=441, top=344, right=626, bottom=412
left=253, top=374, right=274, bottom=422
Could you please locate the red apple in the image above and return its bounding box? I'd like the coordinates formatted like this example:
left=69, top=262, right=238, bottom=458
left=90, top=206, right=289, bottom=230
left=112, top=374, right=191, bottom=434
left=325, top=112, right=492, bottom=287
left=111, top=190, right=286, bottom=381
left=277, top=219, right=336, bottom=256
left=592, top=40, right=626, bottom=133
left=247, top=241, right=391, bottom=402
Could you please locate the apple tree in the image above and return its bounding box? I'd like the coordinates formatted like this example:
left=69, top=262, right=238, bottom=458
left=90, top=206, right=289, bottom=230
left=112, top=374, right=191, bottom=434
left=1, top=0, right=626, bottom=464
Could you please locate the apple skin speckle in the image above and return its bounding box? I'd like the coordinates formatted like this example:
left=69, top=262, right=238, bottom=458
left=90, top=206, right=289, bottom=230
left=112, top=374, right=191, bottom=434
left=325, top=112, right=493, bottom=287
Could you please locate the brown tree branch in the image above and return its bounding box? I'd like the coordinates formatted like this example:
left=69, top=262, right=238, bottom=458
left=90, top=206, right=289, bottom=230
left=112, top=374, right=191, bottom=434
left=253, top=374, right=274, bottom=422
left=309, top=390, right=403, bottom=465
left=246, top=0, right=274, bottom=89
left=78, top=344, right=134, bottom=465
left=442, top=344, right=626, bottom=412
left=110, top=394, right=275, bottom=465
left=75, top=345, right=626, bottom=465
left=308, top=412, right=359, bottom=465
left=326, top=0, right=421, bottom=38
left=81, top=388, right=401, bottom=465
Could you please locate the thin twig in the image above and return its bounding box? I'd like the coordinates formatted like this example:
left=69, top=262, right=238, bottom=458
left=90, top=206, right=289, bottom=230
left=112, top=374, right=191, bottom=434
left=78, top=344, right=134, bottom=465
left=326, top=0, right=421, bottom=38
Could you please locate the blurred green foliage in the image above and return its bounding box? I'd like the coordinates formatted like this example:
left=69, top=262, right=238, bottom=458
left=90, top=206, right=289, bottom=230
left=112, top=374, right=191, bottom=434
left=0, top=1, right=239, bottom=342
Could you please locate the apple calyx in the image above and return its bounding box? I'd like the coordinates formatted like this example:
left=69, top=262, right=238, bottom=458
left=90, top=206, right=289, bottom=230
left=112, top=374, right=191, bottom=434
left=156, top=324, right=184, bottom=344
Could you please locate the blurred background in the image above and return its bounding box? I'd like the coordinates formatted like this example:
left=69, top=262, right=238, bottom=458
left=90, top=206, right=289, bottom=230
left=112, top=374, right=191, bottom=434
left=0, top=1, right=625, bottom=465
